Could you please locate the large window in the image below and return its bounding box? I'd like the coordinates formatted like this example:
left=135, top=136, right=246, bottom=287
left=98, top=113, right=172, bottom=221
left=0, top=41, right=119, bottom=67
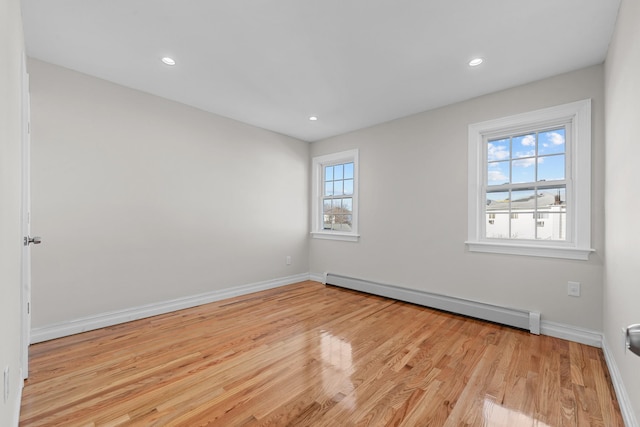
left=467, top=100, right=593, bottom=260
left=486, top=127, right=567, bottom=241
left=311, top=150, right=359, bottom=241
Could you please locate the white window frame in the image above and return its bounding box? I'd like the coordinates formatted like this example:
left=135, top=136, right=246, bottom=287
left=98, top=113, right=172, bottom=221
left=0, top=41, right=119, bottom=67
left=466, top=99, right=593, bottom=260
left=311, top=149, right=359, bottom=242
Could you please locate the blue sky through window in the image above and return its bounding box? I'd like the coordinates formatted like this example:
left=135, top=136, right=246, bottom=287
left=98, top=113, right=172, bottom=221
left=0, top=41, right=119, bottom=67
left=487, top=128, right=565, bottom=186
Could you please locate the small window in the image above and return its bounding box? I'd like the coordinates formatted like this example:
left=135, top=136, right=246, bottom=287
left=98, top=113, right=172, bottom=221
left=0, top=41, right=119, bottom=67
left=467, top=100, right=593, bottom=260
left=312, top=150, right=359, bottom=241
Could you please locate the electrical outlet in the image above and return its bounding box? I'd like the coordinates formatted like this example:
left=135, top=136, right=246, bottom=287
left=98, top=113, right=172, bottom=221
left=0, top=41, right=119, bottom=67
left=285, top=256, right=291, bottom=265
left=3, top=366, right=9, bottom=403
left=567, top=281, right=581, bottom=297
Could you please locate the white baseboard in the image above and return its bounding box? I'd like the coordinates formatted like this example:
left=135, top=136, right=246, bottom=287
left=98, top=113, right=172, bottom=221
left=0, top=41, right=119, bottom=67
left=540, top=320, right=603, bottom=347
left=309, top=272, right=326, bottom=283
left=602, top=337, right=639, bottom=427
left=31, top=273, right=310, bottom=343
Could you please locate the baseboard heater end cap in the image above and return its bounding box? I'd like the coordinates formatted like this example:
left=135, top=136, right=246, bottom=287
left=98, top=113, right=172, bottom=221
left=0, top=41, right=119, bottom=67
left=529, top=311, right=541, bottom=335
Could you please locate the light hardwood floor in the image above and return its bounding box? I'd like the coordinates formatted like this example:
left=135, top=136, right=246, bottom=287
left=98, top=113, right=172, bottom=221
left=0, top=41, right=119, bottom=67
left=20, top=281, right=623, bottom=426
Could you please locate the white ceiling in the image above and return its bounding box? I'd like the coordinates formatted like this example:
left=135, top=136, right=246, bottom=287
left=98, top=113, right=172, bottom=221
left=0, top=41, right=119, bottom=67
left=21, top=0, right=621, bottom=142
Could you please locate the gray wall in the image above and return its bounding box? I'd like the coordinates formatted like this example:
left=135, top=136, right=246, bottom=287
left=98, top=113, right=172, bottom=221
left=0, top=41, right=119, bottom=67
left=310, top=65, right=605, bottom=331
left=28, top=59, right=310, bottom=327
left=604, top=0, right=640, bottom=421
left=0, top=0, right=25, bottom=424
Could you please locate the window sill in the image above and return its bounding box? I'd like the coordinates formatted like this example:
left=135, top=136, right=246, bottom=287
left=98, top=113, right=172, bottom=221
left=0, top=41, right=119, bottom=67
left=465, top=241, right=594, bottom=260
left=311, top=231, right=360, bottom=242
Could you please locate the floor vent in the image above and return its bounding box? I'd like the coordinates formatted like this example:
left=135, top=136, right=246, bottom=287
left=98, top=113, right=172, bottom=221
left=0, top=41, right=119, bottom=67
left=325, top=273, right=541, bottom=334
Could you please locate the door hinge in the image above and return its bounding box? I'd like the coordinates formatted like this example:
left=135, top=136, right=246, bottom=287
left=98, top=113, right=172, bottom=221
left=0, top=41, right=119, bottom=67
left=27, top=302, right=30, bottom=314
left=25, top=236, right=42, bottom=245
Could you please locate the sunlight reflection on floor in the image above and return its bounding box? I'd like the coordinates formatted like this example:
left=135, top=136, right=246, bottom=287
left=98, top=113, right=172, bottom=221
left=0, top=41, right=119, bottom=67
left=320, top=330, right=356, bottom=409
left=483, top=398, right=552, bottom=427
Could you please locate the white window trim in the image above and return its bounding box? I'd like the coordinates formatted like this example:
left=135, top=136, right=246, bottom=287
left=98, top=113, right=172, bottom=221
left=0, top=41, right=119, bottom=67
left=311, top=149, right=359, bottom=242
left=466, top=99, right=594, bottom=260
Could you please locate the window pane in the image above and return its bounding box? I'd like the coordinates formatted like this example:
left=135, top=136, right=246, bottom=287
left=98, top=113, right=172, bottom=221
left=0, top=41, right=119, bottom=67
left=325, top=166, right=333, bottom=181
left=486, top=191, right=509, bottom=212
left=332, top=215, right=352, bottom=231
left=324, top=181, right=333, bottom=196
left=538, top=128, right=565, bottom=155
left=323, top=215, right=333, bottom=230
left=511, top=189, right=536, bottom=212
left=344, top=179, right=354, bottom=195
left=487, top=161, right=509, bottom=186
left=486, top=213, right=509, bottom=238
left=537, top=186, right=566, bottom=209
left=334, top=164, right=344, bottom=180
left=343, top=198, right=353, bottom=213
left=487, top=138, right=510, bottom=162
left=512, top=158, right=536, bottom=183
left=323, top=199, right=331, bottom=212
left=332, top=215, right=342, bottom=231
left=344, top=163, right=354, bottom=179
left=511, top=214, right=536, bottom=239
left=536, top=212, right=566, bottom=240
left=512, top=133, right=536, bottom=158
left=537, top=154, right=565, bottom=181
left=333, top=180, right=343, bottom=196
left=332, top=199, right=342, bottom=210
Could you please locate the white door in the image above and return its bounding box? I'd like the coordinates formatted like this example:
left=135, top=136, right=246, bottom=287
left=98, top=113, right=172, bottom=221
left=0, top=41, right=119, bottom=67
left=20, top=54, right=36, bottom=379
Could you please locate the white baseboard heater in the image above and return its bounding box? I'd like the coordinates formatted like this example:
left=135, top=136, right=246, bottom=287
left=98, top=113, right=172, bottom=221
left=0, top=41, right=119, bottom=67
left=325, top=273, right=541, bottom=334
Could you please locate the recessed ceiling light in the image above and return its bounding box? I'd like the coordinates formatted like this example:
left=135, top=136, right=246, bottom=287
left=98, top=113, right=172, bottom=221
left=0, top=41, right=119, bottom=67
left=468, top=57, right=484, bottom=67
left=161, top=57, right=176, bottom=66
left=309, top=116, right=318, bottom=121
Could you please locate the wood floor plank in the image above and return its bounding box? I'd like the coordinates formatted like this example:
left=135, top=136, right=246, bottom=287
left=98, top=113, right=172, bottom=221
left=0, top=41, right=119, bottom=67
left=20, top=281, right=624, bottom=426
